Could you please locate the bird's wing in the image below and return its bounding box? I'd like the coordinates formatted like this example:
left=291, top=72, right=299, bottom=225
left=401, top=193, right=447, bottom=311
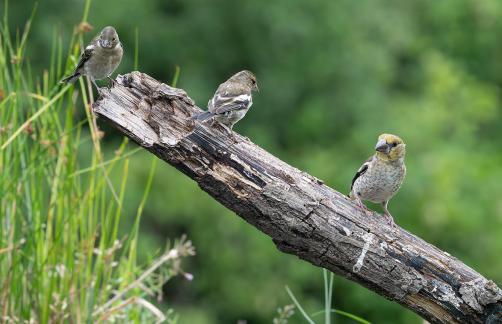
left=210, top=93, right=252, bottom=115
left=74, top=45, right=95, bottom=72
left=351, top=155, right=374, bottom=190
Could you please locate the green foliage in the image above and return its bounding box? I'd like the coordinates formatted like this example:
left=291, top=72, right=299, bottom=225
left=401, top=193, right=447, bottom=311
left=285, top=271, right=370, bottom=324
left=3, top=0, right=502, bottom=323
left=0, top=2, right=193, bottom=322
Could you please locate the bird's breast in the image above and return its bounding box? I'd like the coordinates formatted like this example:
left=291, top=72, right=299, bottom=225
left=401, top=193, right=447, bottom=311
left=84, top=45, right=123, bottom=80
left=353, top=161, right=406, bottom=203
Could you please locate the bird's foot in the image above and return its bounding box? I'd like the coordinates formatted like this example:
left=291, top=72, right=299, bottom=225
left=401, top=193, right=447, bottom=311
left=222, top=125, right=239, bottom=144
left=229, top=132, right=239, bottom=144
left=91, top=80, right=104, bottom=97
left=383, top=213, right=398, bottom=230
left=354, top=199, right=373, bottom=216
left=361, top=206, right=374, bottom=216
left=107, top=76, right=116, bottom=88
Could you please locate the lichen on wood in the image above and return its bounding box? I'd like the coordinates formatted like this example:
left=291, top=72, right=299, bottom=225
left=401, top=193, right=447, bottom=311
left=93, top=72, right=502, bottom=324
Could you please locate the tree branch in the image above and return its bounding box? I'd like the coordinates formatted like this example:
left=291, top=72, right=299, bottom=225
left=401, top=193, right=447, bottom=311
left=93, top=72, right=502, bottom=324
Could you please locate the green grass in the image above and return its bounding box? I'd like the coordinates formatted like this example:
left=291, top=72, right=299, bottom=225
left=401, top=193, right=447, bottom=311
left=283, top=270, right=370, bottom=324
left=0, top=1, right=193, bottom=322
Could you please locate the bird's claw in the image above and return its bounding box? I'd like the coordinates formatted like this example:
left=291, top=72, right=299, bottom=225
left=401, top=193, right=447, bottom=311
left=229, top=132, right=239, bottom=144
left=383, top=213, right=398, bottom=230
left=354, top=200, right=372, bottom=216
left=107, top=76, right=116, bottom=88
left=363, top=208, right=373, bottom=216
left=221, top=125, right=239, bottom=144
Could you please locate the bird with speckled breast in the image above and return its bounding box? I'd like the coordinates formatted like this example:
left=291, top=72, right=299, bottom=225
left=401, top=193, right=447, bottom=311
left=349, top=134, right=406, bottom=227
left=191, top=70, right=259, bottom=138
left=61, top=26, right=123, bottom=92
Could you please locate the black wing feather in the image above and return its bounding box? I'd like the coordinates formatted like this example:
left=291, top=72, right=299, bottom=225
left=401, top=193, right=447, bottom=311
left=350, top=156, right=373, bottom=190
left=61, top=46, right=94, bottom=83
left=75, top=46, right=94, bottom=72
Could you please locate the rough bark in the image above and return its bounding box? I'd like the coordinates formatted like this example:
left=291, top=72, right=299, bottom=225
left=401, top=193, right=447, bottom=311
left=93, top=72, right=502, bottom=324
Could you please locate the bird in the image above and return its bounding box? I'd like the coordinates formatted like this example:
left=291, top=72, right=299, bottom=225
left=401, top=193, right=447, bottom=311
left=61, top=26, right=123, bottom=92
left=349, top=134, right=406, bottom=227
left=191, top=70, right=259, bottom=136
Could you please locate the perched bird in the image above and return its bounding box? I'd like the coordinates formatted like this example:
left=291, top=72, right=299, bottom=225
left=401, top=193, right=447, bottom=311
left=191, top=70, right=259, bottom=133
left=61, top=26, right=123, bottom=91
left=349, top=134, right=406, bottom=227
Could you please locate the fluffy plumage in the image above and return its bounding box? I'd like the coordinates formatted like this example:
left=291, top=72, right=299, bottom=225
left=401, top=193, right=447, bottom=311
left=191, top=70, right=258, bottom=130
left=350, top=134, right=406, bottom=226
left=61, top=26, right=123, bottom=90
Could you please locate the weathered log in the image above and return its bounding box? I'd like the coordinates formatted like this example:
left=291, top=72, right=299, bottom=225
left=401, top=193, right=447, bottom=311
left=93, top=71, right=502, bottom=324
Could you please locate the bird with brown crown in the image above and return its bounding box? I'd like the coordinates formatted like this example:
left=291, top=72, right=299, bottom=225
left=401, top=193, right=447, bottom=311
left=349, top=134, right=407, bottom=227
left=61, top=26, right=123, bottom=92
left=191, top=70, right=258, bottom=140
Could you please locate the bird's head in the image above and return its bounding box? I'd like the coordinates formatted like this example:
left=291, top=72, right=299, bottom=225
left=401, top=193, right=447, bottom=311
left=375, top=134, right=406, bottom=161
left=230, top=70, right=259, bottom=92
left=99, top=26, right=120, bottom=49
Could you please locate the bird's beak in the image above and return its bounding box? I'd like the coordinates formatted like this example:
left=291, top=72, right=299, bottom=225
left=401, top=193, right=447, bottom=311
left=254, top=84, right=259, bottom=92
left=375, top=139, right=390, bottom=154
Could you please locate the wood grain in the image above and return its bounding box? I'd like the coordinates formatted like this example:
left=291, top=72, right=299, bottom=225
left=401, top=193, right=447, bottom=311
left=93, top=72, right=502, bottom=324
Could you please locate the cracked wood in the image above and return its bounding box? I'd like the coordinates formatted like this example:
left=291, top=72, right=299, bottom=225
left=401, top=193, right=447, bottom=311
left=93, top=72, right=502, bottom=324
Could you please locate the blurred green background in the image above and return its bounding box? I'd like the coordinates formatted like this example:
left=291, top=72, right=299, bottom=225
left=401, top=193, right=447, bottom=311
left=7, top=0, right=502, bottom=322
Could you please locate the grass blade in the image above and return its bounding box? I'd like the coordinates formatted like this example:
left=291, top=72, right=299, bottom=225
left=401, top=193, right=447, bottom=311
left=1, top=84, right=71, bottom=150
left=285, top=285, right=316, bottom=324
left=311, top=309, right=371, bottom=324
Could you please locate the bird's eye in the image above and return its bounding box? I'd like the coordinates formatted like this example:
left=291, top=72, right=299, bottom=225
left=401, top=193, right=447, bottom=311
left=391, top=142, right=398, bottom=147
left=112, top=37, right=116, bottom=41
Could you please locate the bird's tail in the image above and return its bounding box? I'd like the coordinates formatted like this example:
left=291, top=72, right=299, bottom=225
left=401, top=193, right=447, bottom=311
left=60, top=72, right=81, bottom=84
left=190, top=111, right=214, bottom=122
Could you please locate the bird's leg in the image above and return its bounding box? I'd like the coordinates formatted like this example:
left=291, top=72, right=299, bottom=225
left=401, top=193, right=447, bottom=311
left=91, top=79, right=103, bottom=95
left=107, top=76, right=116, bottom=88
left=354, top=195, right=372, bottom=216
left=225, top=124, right=239, bottom=144
left=381, top=201, right=397, bottom=229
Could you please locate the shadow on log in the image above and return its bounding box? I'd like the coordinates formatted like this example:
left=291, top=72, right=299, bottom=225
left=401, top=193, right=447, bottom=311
left=93, top=72, right=502, bottom=324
